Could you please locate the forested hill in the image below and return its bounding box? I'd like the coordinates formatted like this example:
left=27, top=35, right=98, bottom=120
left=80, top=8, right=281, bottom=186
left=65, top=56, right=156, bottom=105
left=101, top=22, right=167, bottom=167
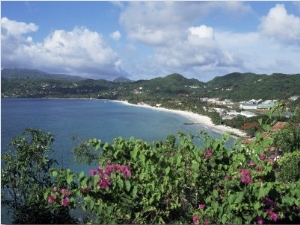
left=1, top=69, right=300, bottom=101
left=206, top=72, right=300, bottom=101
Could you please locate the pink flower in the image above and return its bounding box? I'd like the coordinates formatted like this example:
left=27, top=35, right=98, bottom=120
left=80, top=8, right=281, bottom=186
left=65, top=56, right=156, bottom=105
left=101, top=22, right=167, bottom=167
left=61, top=197, right=69, bottom=207
left=106, top=164, right=115, bottom=175
left=193, top=214, right=199, bottom=225
left=249, top=161, right=255, bottom=167
left=205, top=149, right=213, bottom=159
left=89, top=169, right=97, bottom=176
left=98, top=178, right=111, bottom=189
left=266, top=209, right=279, bottom=222
left=238, top=169, right=250, bottom=176
left=60, top=188, right=71, bottom=196
left=241, top=175, right=253, bottom=183
left=199, top=204, right=205, bottom=210
left=47, top=195, right=57, bottom=204
left=256, top=166, right=263, bottom=171
left=204, top=220, right=210, bottom=225
left=123, top=168, right=131, bottom=178
left=270, top=212, right=279, bottom=222
left=257, top=216, right=264, bottom=224
left=97, top=166, right=106, bottom=177
left=259, top=154, right=266, bottom=160
left=238, top=169, right=253, bottom=183
left=52, top=186, right=57, bottom=192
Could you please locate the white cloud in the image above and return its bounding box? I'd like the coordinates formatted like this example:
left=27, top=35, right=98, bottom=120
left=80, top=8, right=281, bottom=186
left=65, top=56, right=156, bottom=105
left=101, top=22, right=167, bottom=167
left=259, top=4, right=300, bottom=44
left=1, top=17, right=38, bottom=36
left=1, top=18, right=128, bottom=79
left=110, top=30, right=121, bottom=41
left=215, top=30, right=300, bottom=75
left=119, top=2, right=206, bottom=45
left=118, top=1, right=254, bottom=80
left=119, top=1, right=252, bottom=46
left=188, top=25, right=215, bottom=46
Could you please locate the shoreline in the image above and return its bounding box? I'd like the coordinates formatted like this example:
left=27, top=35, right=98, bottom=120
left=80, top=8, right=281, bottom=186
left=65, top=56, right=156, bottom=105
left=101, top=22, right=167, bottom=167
left=4, top=97, right=247, bottom=138
left=113, top=100, right=248, bottom=138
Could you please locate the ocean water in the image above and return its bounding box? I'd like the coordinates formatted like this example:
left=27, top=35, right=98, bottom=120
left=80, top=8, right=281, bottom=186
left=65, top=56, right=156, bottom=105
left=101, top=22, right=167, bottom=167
left=1, top=98, right=234, bottom=170
left=1, top=98, right=235, bottom=223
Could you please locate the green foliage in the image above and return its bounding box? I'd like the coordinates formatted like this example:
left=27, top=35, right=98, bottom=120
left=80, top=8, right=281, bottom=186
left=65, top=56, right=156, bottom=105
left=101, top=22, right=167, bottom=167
left=1, top=128, right=76, bottom=223
left=273, top=123, right=300, bottom=153
left=46, top=127, right=300, bottom=224
left=276, top=151, right=300, bottom=183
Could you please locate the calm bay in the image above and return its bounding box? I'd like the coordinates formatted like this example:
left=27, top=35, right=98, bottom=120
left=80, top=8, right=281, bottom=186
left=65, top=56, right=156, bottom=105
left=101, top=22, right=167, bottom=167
left=1, top=98, right=235, bottom=172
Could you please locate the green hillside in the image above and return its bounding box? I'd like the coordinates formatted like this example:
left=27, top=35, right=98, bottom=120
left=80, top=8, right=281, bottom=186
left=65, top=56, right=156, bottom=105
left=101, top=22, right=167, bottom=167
left=206, top=72, right=300, bottom=101
left=1, top=69, right=300, bottom=102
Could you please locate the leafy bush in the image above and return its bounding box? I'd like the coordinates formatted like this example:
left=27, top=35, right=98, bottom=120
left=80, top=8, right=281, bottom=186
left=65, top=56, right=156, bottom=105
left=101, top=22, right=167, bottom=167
left=1, top=128, right=76, bottom=224
left=45, top=130, right=300, bottom=224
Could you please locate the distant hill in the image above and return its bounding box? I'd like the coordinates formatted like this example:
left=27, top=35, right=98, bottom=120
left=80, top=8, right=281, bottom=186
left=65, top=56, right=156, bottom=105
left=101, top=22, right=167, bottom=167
left=113, top=77, right=132, bottom=83
left=1, top=68, right=300, bottom=101
left=206, top=72, right=300, bottom=101
left=131, top=73, right=205, bottom=97
left=1, top=68, right=84, bottom=81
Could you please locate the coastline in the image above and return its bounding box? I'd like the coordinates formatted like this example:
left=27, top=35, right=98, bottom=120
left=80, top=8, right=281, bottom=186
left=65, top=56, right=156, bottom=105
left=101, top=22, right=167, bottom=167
left=113, top=100, right=248, bottom=138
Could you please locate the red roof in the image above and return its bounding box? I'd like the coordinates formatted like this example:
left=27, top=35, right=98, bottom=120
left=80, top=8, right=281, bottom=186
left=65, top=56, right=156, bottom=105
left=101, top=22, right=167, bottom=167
left=271, top=122, right=288, bottom=132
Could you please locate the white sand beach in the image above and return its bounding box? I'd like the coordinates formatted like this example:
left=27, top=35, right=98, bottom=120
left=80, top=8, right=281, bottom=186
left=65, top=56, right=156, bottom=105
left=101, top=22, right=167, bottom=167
left=113, top=100, right=248, bottom=138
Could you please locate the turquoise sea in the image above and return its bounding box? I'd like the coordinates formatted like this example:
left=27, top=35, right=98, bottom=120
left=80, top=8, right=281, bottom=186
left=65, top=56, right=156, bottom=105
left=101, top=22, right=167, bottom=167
left=1, top=98, right=234, bottom=223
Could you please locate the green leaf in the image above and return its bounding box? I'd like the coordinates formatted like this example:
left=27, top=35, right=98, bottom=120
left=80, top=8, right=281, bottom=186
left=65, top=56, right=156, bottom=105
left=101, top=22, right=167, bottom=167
left=52, top=170, right=58, bottom=177
left=191, top=162, right=199, bottom=171
left=176, top=154, right=182, bottom=166
left=213, top=189, right=218, bottom=198
left=93, top=174, right=100, bottom=187
left=228, top=194, right=235, bottom=205
left=139, top=153, right=146, bottom=165
left=212, top=201, right=219, bottom=213
left=113, top=150, right=120, bottom=159
left=139, top=172, right=145, bottom=181
left=131, top=186, right=137, bottom=198
left=125, top=180, right=131, bottom=192
left=221, top=213, right=227, bottom=224
left=235, top=192, right=244, bottom=204
left=67, top=173, right=73, bottom=184
left=79, top=171, right=84, bottom=180
left=165, top=166, right=170, bottom=175
left=130, top=147, right=138, bottom=160
left=94, top=140, right=101, bottom=150
left=117, top=179, right=124, bottom=189
left=254, top=201, right=261, bottom=210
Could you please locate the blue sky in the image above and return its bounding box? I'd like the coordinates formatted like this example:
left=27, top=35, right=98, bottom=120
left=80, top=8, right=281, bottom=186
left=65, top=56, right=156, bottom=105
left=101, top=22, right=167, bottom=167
left=1, top=1, right=300, bottom=81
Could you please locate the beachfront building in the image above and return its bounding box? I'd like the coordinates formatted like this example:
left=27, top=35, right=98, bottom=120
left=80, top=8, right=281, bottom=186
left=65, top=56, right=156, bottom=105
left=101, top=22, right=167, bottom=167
left=240, top=103, right=258, bottom=110
left=240, top=111, right=257, bottom=117
left=256, top=100, right=276, bottom=110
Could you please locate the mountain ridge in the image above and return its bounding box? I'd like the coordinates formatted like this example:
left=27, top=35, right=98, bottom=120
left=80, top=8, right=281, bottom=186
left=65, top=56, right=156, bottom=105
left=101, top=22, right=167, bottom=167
left=1, top=68, right=300, bottom=101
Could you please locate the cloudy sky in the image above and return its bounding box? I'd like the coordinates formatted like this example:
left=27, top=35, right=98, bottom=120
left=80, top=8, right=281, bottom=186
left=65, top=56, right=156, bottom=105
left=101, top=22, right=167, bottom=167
left=1, top=1, right=300, bottom=81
